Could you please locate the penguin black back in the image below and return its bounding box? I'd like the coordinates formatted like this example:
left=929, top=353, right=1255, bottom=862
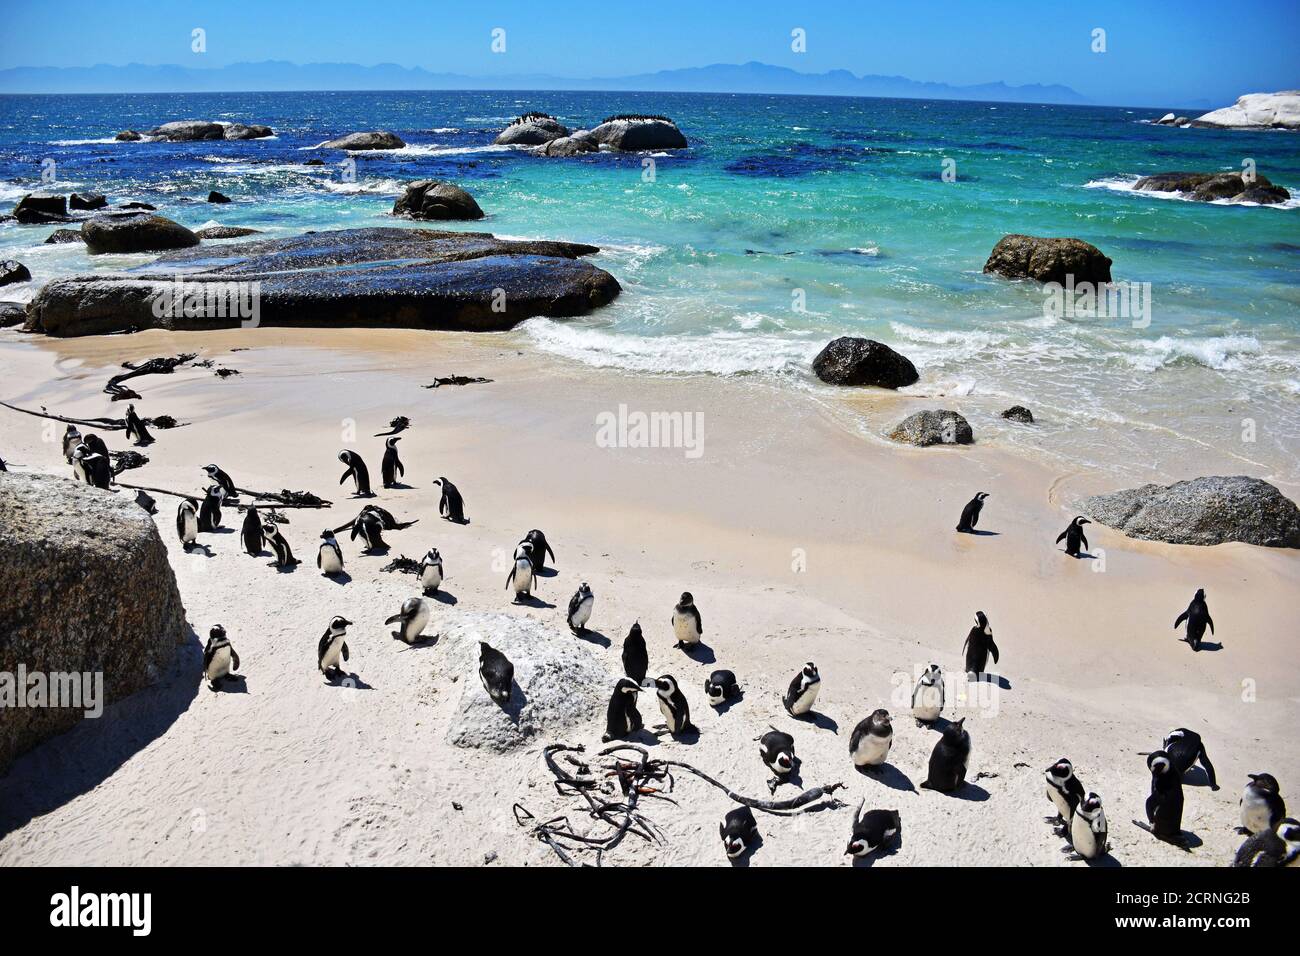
left=956, top=492, right=988, bottom=533
left=381, top=436, right=404, bottom=488
left=1140, top=750, right=1185, bottom=843
left=1162, top=728, right=1217, bottom=789
left=338, top=449, right=372, bottom=496
left=1173, top=589, right=1214, bottom=650
left=523, top=529, right=555, bottom=571
left=920, top=718, right=970, bottom=793
left=435, top=477, right=466, bottom=523
left=241, top=505, right=265, bottom=556
left=622, top=621, right=648, bottom=683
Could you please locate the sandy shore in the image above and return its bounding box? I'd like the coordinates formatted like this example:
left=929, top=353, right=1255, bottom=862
left=0, top=325, right=1296, bottom=866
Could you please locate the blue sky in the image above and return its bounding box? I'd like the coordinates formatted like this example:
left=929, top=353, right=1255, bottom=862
left=0, top=0, right=1296, bottom=105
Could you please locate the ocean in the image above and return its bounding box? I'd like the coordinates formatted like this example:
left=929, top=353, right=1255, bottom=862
left=1, top=90, right=1298, bottom=483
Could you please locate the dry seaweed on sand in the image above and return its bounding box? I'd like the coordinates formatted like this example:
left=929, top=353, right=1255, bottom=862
left=0, top=401, right=187, bottom=431
left=108, top=450, right=149, bottom=475
left=374, top=416, right=410, bottom=436
left=421, top=376, right=492, bottom=389
left=235, top=487, right=332, bottom=509
left=379, top=555, right=423, bottom=575
left=104, top=353, right=197, bottom=400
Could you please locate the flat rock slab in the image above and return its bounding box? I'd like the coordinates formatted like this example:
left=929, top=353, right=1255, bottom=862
left=24, top=226, right=622, bottom=337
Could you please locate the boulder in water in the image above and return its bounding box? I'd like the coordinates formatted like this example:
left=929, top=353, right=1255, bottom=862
left=81, top=213, right=200, bottom=255
left=392, top=180, right=484, bottom=221
left=588, top=114, right=687, bottom=150
left=1133, top=172, right=1289, bottom=205
left=115, top=130, right=142, bottom=141
left=147, top=120, right=225, bottom=141
left=983, top=234, right=1113, bottom=286
left=889, top=409, right=973, bottom=447
left=1191, top=91, right=1300, bottom=130
left=222, top=123, right=273, bottom=140
left=69, top=193, right=107, bottom=211
left=0, top=260, right=31, bottom=287
left=12, top=193, right=70, bottom=225
left=1001, top=405, right=1034, bottom=424
left=540, top=135, right=598, bottom=157
left=493, top=113, right=569, bottom=146
left=321, top=130, right=405, bottom=150
left=194, top=225, right=261, bottom=240
left=812, top=336, right=919, bottom=388
left=207, top=191, right=232, bottom=204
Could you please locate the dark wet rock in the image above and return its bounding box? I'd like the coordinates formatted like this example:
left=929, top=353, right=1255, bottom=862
left=304, top=158, right=326, bottom=166
left=0, top=301, right=27, bottom=327
left=494, top=113, right=569, bottom=146
left=13, top=193, right=71, bottom=225
left=1001, top=405, right=1034, bottom=424
left=983, top=234, right=1113, bottom=286
left=588, top=114, right=687, bottom=150
left=0, top=473, right=186, bottom=772
left=392, top=180, right=484, bottom=221
left=25, top=226, right=621, bottom=337
left=207, top=191, right=232, bottom=204
left=1082, top=475, right=1300, bottom=548
left=147, top=120, right=225, bottom=141
left=889, top=409, right=973, bottom=447
left=1133, top=172, right=1290, bottom=205
left=81, top=213, right=200, bottom=255
left=69, top=192, right=107, bottom=211
left=115, top=130, right=142, bottom=141
left=321, top=130, right=405, bottom=150
left=540, top=135, right=598, bottom=157
left=812, top=337, right=919, bottom=388
left=222, top=123, right=274, bottom=140
left=119, top=201, right=156, bottom=211
left=193, top=225, right=261, bottom=239
left=0, top=260, right=32, bottom=287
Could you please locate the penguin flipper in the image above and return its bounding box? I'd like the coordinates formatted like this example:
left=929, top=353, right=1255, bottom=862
left=505, top=567, right=516, bottom=590
left=1080, top=531, right=1089, bottom=551
left=1197, top=746, right=1218, bottom=789
left=231, top=650, right=240, bottom=671
left=339, top=468, right=352, bottom=486
left=384, top=613, right=401, bottom=625
left=341, top=643, right=349, bottom=662
left=397, top=459, right=404, bottom=478
left=546, top=543, right=556, bottom=563
left=1206, top=614, right=1214, bottom=634
left=989, top=640, right=999, bottom=665
left=1173, top=610, right=1189, bottom=629
left=1055, top=530, right=1067, bottom=544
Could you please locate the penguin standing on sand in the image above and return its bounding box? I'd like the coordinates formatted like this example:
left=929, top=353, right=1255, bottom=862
left=704, top=670, right=740, bottom=706
left=1162, top=728, right=1218, bottom=789
left=418, top=547, right=443, bottom=595
left=850, top=709, right=894, bottom=770
left=317, top=615, right=352, bottom=679
left=911, top=663, right=944, bottom=725
left=845, top=803, right=901, bottom=860
left=602, top=678, right=644, bottom=742
left=1233, top=818, right=1300, bottom=867
left=783, top=662, right=821, bottom=717
left=197, top=484, right=225, bottom=532
left=1045, top=758, right=1086, bottom=826
left=759, top=729, right=796, bottom=791
left=385, top=596, right=430, bottom=644
left=1173, top=589, right=1214, bottom=651
left=203, top=463, right=238, bottom=501
left=622, top=622, right=648, bottom=684
left=202, top=625, right=240, bottom=690
left=241, top=505, right=265, bottom=556
left=317, top=530, right=344, bottom=576
left=720, top=806, right=759, bottom=861
left=505, top=548, right=534, bottom=603
left=956, top=492, right=988, bottom=533
left=176, top=498, right=199, bottom=549
left=671, top=592, right=702, bottom=649
left=380, top=436, right=404, bottom=488
left=62, top=425, right=81, bottom=463
left=962, top=611, right=998, bottom=678
left=478, top=642, right=514, bottom=705
left=522, top=529, right=555, bottom=572
left=263, top=521, right=300, bottom=567
left=338, top=450, right=372, bottom=497
left=1067, top=792, right=1109, bottom=862
left=1239, top=774, right=1286, bottom=835
left=1056, top=515, right=1091, bottom=557
left=653, top=675, right=697, bottom=736
left=920, top=718, right=970, bottom=793
left=566, top=582, right=594, bottom=634
left=350, top=509, right=387, bottom=552
left=1133, top=750, right=1187, bottom=847
left=434, top=477, right=466, bottom=523
left=124, top=404, right=152, bottom=445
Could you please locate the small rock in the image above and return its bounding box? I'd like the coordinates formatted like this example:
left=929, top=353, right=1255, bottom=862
left=0, top=301, right=27, bottom=327
left=69, top=192, right=107, bottom=211
left=812, top=336, right=919, bottom=388
left=540, top=135, right=598, bottom=157
left=484, top=851, right=498, bottom=864
left=0, top=260, right=32, bottom=287
left=889, top=409, right=973, bottom=447
left=194, top=225, right=261, bottom=240
left=1001, top=405, right=1034, bottom=424
left=207, top=191, right=232, bottom=204
left=12, top=193, right=70, bottom=225
left=119, top=201, right=156, bottom=211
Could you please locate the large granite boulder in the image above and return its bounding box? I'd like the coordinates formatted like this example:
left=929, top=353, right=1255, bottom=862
left=494, top=113, right=569, bottom=146
left=1001, top=405, right=1034, bottom=424
left=12, top=193, right=70, bottom=225
left=69, top=193, right=107, bottom=211
left=541, top=135, right=598, bottom=157
left=321, top=130, right=405, bottom=150
left=0, top=260, right=31, bottom=287
left=1082, top=476, right=1300, bottom=548
left=0, top=301, right=26, bottom=327
left=222, top=123, right=274, bottom=140
left=1192, top=91, right=1300, bottom=130
left=812, top=336, right=919, bottom=388
left=889, top=409, right=973, bottom=447
left=1133, top=172, right=1290, bottom=205
left=44, top=229, right=84, bottom=244
left=81, top=213, right=200, bottom=255
left=983, top=234, right=1112, bottom=286
left=0, top=474, right=186, bottom=772
left=25, top=226, right=621, bottom=336
left=194, top=225, right=261, bottom=239
left=588, top=114, right=687, bottom=150
left=392, top=180, right=484, bottom=221
left=147, top=120, right=225, bottom=141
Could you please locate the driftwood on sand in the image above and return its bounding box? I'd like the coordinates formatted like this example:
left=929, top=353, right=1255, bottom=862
left=421, top=376, right=492, bottom=389
left=0, top=401, right=185, bottom=431
left=113, top=480, right=331, bottom=510
left=105, top=354, right=197, bottom=400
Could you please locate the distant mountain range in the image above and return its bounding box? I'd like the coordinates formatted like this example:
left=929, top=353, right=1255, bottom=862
left=0, top=59, right=1088, bottom=105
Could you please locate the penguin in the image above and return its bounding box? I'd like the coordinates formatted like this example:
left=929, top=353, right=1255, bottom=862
left=197, top=484, right=225, bottom=532
left=418, top=547, right=443, bottom=595
left=70, top=442, right=91, bottom=483
left=82, top=432, right=109, bottom=459
left=505, top=550, right=534, bottom=603
left=338, top=450, right=372, bottom=497
left=61, top=424, right=81, bottom=463
left=385, top=596, right=430, bottom=644
left=358, top=504, right=417, bottom=531
left=317, top=530, right=344, bottom=576
left=176, top=498, right=199, bottom=549
left=1066, top=792, right=1109, bottom=862
left=1239, top=773, right=1286, bottom=835
left=72, top=444, right=112, bottom=489
left=263, top=521, right=300, bottom=568
left=1173, top=589, right=1214, bottom=651
left=202, top=624, right=240, bottom=690
left=602, top=677, right=644, bottom=742
left=350, top=509, right=387, bottom=552
left=653, top=674, right=697, bottom=736
left=1045, top=758, right=1086, bottom=825
left=317, top=615, right=352, bottom=678
left=671, top=591, right=702, bottom=648
left=522, top=529, right=555, bottom=572
left=380, top=436, right=404, bottom=489
left=1055, top=515, right=1091, bottom=557
left=920, top=717, right=970, bottom=793
left=911, top=663, right=944, bottom=725
left=478, top=642, right=514, bottom=705
left=622, top=621, right=648, bottom=684
left=1162, top=728, right=1218, bottom=789
left=849, top=709, right=894, bottom=770
left=956, top=492, right=988, bottom=533
left=962, top=611, right=998, bottom=677
left=758, top=728, right=796, bottom=791
left=719, top=805, right=759, bottom=860
left=1133, top=750, right=1186, bottom=847
left=566, top=582, right=594, bottom=634
left=782, top=661, right=820, bottom=717
left=202, top=463, right=237, bottom=501
left=241, top=505, right=265, bottom=556
left=845, top=804, right=901, bottom=860
left=434, top=477, right=466, bottom=523
left=703, top=669, right=740, bottom=706
left=124, top=404, right=152, bottom=445
left=1232, top=817, right=1300, bottom=868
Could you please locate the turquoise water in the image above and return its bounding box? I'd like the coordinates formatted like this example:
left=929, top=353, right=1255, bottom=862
left=2, top=90, right=1298, bottom=481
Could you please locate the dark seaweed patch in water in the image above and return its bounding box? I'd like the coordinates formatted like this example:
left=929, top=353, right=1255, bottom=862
left=725, top=154, right=834, bottom=178
left=915, top=170, right=979, bottom=182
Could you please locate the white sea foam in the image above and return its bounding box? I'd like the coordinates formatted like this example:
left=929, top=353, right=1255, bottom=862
left=319, top=178, right=405, bottom=195
left=48, top=137, right=123, bottom=146
left=1127, top=334, right=1263, bottom=372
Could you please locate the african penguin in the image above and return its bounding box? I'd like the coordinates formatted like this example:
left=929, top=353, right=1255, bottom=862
left=920, top=717, right=970, bottom=793
left=703, top=669, right=740, bottom=706
left=359, top=504, right=417, bottom=531
left=1173, top=589, right=1214, bottom=651
left=911, top=663, right=944, bottom=725
left=1045, top=758, right=1086, bottom=825
left=202, top=463, right=237, bottom=501
left=317, top=615, right=352, bottom=679
left=962, top=611, right=998, bottom=678
left=1067, top=792, right=1109, bottom=862
left=782, top=661, right=820, bottom=717
left=1239, top=773, right=1286, bottom=835
left=1232, top=817, right=1300, bottom=867
left=124, top=404, right=152, bottom=445
left=653, top=674, right=697, bottom=736
left=622, top=622, right=649, bottom=684
left=241, top=505, right=265, bottom=556
left=1134, top=750, right=1186, bottom=846
left=477, top=642, right=514, bottom=706
left=720, top=805, right=758, bottom=861
left=317, top=530, right=344, bottom=576
left=61, top=425, right=81, bottom=463
left=759, top=728, right=796, bottom=791
left=263, top=521, right=300, bottom=567
left=671, top=591, right=702, bottom=649
left=849, top=709, right=894, bottom=770
left=505, top=550, right=534, bottom=603
left=1055, top=515, right=1091, bottom=557
left=522, top=529, right=555, bottom=572
left=176, top=498, right=199, bottom=549
left=201, top=625, right=240, bottom=690
left=845, top=803, right=901, bottom=859
left=197, top=484, right=225, bottom=532
left=418, top=547, right=443, bottom=595
left=385, top=596, right=430, bottom=644
left=956, top=492, right=988, bottom=533
left=1162, top=728, right=1217, bottom=789
left=338, top=450, right=372, bottom=497
left=380, top=436, right=404, bottom=488
left=350, top=510, right=386, bottom=552
left=566, top=582, right=594, bottom=634
left=434, top=477, right=466, bottom=523
left=602, top=678, right=644, bottom=742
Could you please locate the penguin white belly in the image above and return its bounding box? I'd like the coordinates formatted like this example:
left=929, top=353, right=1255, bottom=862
left=206, top=646, right=232, bottom=681
left=572, top=597, right=593, bottom=628
left=1070, top=814, right=1099, bottom=858
left=320, top=637, right=343, bottom=671
left=181, top=514, right=197, bottom=543
left=1048, top=786, right=1074, bottom=819
left=405, top=605, right=430, bottom=641
left=512, top=561, right=533, bottom=593
left=913, top=686, right=942, bottom=721
left=319, top=546, right=342, bottom=574
left=1240, top=794, right=1272, bottom=833
left=658, top=697, right=678, bottom=731
left=421, top=565, right=442, bottom=591
left=673, top=613, right=700, bottom=644
left=853, top=733, right=892, bottom=767
left=789, top=684, right=819, bottom=715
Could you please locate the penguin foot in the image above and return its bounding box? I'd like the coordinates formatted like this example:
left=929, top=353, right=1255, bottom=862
left=1044, top=815, right=1064, bottom=824
left=1234, top=826, right=1250, bottom=835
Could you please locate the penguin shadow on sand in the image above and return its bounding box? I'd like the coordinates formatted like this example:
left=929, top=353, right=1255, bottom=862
left=392, top=632, right=438, bottom=651
left=1180, top=636, right=1223, bottom=653
left=653, top=724, right=701, bottom=746
left=323, top=670, right=372, bottom=691
left=855, top=761, right=917, bottom=793
left=209, top=672, right=248, bottom=695
left=495, top=681, right=528, bottom=724
left=944, top=780, right=991, bottom=802
left=969, top=671, right=1012, bottom=691
left=677, top=642, right=716, bottom=665
left=728, top=832, right=764, bottom=867
left=789, top=708, right=838, bottom=734
left=957, top=528, right=1000, bottom=538
left=1059, top=547, right=1098, bottom=560
left=513, top=593, right=555, bottom=610
left=572, top=627, right=611, bottom=649
left=324, top=570, right=353, bottom=586
left=427, top=588, right=457, bottom=606
left=183, top=542, right=215, bottom=558
left=383, top=481, right=415, bottom=491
